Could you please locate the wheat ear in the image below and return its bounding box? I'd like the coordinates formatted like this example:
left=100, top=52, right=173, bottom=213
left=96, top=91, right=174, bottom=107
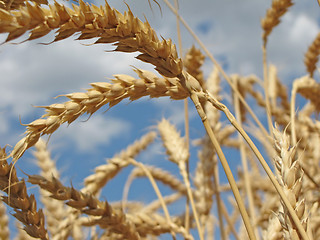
left=27, top=174, right=141, bottom=240
left=261, top=0, right=294, bottom=46
left=0, top=0, right=183, bottom=77
left=261, top=0, right=294, bottom=134
left=0, top=0, right=48, bottom=11
left=83, top=131, right=156, bottom=195
left=304, top=32, right=320, bottom=78
left=272, top=125, right=308, bottom=239
left=0, top=148, right=48, bottom=240
left=184, top=45, right=205, bottom=89
left=124, top=166, right=188, bottom=196
left=51, top=131, right=156, bottom=239
left=33, top=139, right=69, bottom=238
left=158, top=118, right=203, bottom=240
left=10, top=70, right=185, bottom=161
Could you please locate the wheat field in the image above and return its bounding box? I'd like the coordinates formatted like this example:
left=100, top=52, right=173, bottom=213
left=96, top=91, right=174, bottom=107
left=0, top=0, right=320, bottom=239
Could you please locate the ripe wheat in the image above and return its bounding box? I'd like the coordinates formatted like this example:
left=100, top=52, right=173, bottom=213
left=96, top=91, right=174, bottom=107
left=1, top=0, right=320, bottom=239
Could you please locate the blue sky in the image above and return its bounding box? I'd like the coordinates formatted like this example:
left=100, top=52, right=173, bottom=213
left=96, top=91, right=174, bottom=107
left=1, top=0, right=320, bottom=239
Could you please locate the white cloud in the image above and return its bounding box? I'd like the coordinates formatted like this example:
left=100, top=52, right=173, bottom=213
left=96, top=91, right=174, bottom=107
left=52, top=115, right=131, bottom=153
left=288, top=13, right=319, bottom=46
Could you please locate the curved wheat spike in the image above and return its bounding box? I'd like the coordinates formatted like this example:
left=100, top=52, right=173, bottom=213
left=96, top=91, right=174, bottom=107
left=0, top=148, right=48, bottom=240
left=304, top=32, right=320, bottom=78
left=83, top=131, right=157, bottom=195
left=261, top=0, right=294, bottom=47
left=0, top=0, right=182, bottom=78
left=10, top=69, right=188, bottom=161
left=27, top=174, right=141, bottom=240
left=52, top=131, right=156, bottom=240
left=261, top=0, right=293, bottom=135
left=290, top=76, right=319, bottom=145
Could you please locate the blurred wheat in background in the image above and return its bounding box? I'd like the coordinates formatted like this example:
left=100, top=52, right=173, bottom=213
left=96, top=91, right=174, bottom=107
left=0, top=0, right=320, bottom=239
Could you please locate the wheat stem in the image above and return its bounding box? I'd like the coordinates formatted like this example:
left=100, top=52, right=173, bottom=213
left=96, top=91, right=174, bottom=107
left=233, top=76, right=259, bottom=240
left=127, top=158, right=177, bottom=239
left=188, top=92, right=257, bottom=240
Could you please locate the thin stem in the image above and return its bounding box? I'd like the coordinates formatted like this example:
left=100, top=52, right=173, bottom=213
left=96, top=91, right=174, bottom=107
left=178, top=161, right=204, bottom=240
left=213, top=160, right=227, bottom=240
left=173, top=0, right=191, bottom=232
left=189, top=93, right=257, bottom=240
left=290, top=83, right=298, bottom=145
left=233, top=77, right=259, bottom=240
left=221, top=201, right=241, bottom=240
left=128, top=158, right=177, bottom=239
left=262, top=45, right=273, bottom=135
